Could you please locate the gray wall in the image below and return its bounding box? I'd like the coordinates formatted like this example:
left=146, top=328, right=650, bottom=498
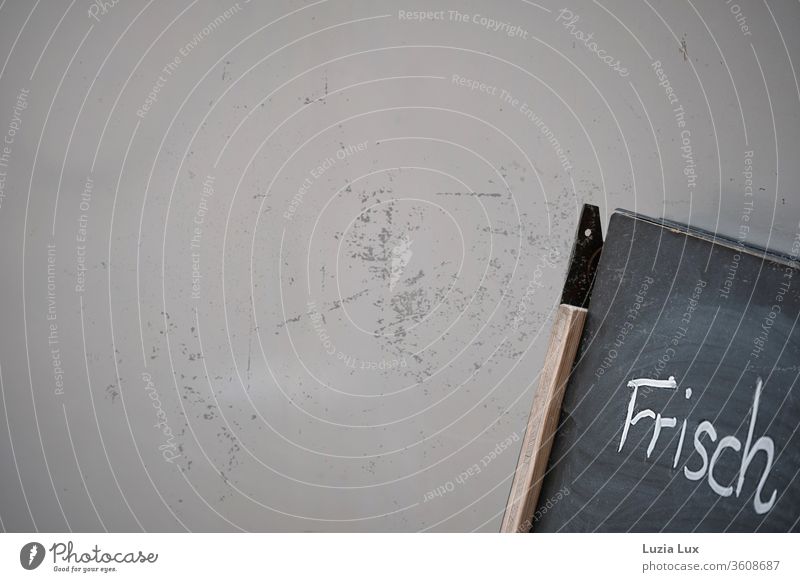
left=0, top=0, right=798, bottom=531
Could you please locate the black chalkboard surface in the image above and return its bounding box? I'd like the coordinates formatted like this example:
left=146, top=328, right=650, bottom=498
left=533, top=210, right=800, bottom=532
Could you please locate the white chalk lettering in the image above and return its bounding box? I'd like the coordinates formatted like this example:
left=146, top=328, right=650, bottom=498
left=618, top=375, right=778, bottom=515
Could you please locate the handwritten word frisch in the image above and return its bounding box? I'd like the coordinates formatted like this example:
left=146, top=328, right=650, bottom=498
left=618, top=376, right=778, bottom=515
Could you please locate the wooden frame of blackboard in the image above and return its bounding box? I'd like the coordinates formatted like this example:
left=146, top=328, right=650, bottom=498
left=501, top=204, right=603, bottom=533
left=500, top=303, right=587, bottom=532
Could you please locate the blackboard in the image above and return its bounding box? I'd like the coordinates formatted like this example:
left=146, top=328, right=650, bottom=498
left=532, top=210, right=800, bottom=532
